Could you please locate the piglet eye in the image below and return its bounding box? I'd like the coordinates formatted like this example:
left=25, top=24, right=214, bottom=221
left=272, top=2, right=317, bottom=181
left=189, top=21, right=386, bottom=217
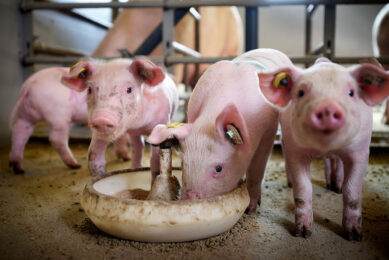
left=215, top=165, right=223, bottom=173
left=298, top=90, right=305, bottom=98
left=88, top=87, right=92, bottom=95
left=348, top=89, right=354, bottom=97
left=127, top=87, right=132, bottom=94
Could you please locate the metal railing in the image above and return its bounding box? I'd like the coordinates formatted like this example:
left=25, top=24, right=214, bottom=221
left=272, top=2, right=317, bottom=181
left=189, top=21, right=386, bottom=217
left=20, top=0, right=388, bottom=74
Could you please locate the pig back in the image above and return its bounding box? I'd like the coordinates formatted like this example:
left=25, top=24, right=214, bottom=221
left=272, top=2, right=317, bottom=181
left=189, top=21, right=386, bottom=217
left=188, top=49, right=291, bottom=145
left=13, top=67, right=88, bottom=125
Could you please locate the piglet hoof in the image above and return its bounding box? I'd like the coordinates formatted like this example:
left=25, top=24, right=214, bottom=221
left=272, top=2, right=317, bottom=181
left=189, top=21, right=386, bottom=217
left=344, top=227, right=362, bottom=241
left=326, top=183, right=342, bottom=194
left=295, top=225, right=312, bottom=238
left=69, top=164, right=81, bottom=170
left=66, top=162, right=81, bottom=170
left=9, top=161, right=24, bottom=174
left=245, top=204, right=257, bottom=215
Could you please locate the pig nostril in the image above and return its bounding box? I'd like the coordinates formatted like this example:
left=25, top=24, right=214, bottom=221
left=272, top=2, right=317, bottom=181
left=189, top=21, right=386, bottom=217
left=91, top=123, right=100, bottom=130
left=91, top=121, right=116, bottom=133
left=333, top=112, right=342, bottom=120
left=317, top=112, right=323, bottom=119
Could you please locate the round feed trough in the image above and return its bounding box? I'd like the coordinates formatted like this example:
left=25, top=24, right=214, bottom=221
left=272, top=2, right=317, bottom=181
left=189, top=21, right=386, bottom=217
left=81, top=168, right=249, bottom=242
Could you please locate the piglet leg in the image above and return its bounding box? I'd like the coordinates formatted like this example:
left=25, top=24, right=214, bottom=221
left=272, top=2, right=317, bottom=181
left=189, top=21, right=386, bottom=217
left=341, top=152, right=368, bottom=241
left=282, top=139, right=293, bottom=188
left=286, top=151, right=313, bottom=238
left=324, top=157, right=344, bottom=193
left=49, top=124, right=80, bottom=169
left=9, top=119, right=34, bottom=174
left=129, top=134, right=144, bottom=168
left=88, top=137, right=108, bottom=177
left=114, top=134, right=130, bottom=161
left=246, top=125, right=277, bottom=214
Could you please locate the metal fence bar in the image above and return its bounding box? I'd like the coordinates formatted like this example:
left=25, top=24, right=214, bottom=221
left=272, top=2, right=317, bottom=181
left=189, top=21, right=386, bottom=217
left=305, top=4, right=318, bottom=56
left=172, top=41, right=201, bottom=58
left=20, top=0, right=388, bottom=11
left=323, top=4, right=336, bottom=58
left=162, top=6, right=174, bottom=73
left=19, top=0, right=34, bottom=79
left=245, top=7, right=259, bottom=51
left=22, top=55, right=389, bottom=66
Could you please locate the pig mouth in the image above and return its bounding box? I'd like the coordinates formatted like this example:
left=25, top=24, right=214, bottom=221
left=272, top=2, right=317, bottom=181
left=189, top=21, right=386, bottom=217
left=92, top=129, right=122, bottom=142
left=319, top=129, right=336, bottom=135
left=305, top=123, right=340, bottom=136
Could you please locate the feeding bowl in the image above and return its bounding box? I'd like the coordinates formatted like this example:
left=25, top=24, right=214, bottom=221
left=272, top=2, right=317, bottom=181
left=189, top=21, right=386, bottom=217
left=81, top=167, right=249, bottom=242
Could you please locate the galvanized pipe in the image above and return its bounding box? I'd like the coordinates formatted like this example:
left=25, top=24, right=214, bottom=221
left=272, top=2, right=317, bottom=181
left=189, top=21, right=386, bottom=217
left=305, top=4, right=318, bottom=56
left=323, top=4, right=336, bottom=58
left=172, top=41, right=201, bottom=58
left=189, top=7, right=201, bottom=20
left=22, top=55, right=389, bottom=65
left=20, top=0, right=388, bottom=11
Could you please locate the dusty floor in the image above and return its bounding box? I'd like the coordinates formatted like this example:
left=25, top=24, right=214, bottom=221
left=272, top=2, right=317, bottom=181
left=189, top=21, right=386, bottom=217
left=0, top=139, right=388, bottom=259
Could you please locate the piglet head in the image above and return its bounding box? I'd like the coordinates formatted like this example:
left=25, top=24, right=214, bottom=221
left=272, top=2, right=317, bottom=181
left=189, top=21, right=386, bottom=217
left=259, top=59, right=389, bottom=151
left=62, top=58, right=166, bottom=141
left=148, top=103, right=250, bottom=200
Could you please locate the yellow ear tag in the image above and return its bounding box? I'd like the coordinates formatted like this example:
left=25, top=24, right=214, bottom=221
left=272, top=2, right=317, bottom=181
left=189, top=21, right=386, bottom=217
left=273, top=72, right=290, bottom=88
left=70, top=62, right=87, bottom=79
left=70, top=61, right=82, bottom=72
left=77, top=67, right=87, bottom=79
left=166, top=122, right=184, bottom=128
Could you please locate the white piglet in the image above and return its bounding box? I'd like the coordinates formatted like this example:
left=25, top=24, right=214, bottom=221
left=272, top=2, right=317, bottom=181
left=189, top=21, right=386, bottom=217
left=258, top=58, right=389, bottom=240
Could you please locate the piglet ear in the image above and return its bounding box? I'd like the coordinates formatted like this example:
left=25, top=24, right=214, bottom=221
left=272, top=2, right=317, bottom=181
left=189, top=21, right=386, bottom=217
left=350, top=63, right=389, bottom=106
left=215, top=103, right=250, bottom=151
left=61, top=60, right=92, bottom=92
left=147, top=123, right=192, bottom=145
left=258, top=67, right=301, bottom=108
left=130, top=58, right=165, bottom=86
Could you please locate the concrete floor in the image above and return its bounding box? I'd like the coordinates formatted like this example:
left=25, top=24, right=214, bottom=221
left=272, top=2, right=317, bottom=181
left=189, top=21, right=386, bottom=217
left=0, top=139, right=388, bottom=259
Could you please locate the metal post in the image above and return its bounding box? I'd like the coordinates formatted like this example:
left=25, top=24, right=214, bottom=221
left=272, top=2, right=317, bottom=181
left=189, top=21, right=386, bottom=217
left=19, top=0, right=34, bottom=80
left=111, top=0, right=119, bottom=22
left=305, top=4, right=318, bottom=55
left=245, top=7, right=258, bottom=51
left=162, top=5, right=174, bottom=73
left=323, top=4, right=336, bottom=59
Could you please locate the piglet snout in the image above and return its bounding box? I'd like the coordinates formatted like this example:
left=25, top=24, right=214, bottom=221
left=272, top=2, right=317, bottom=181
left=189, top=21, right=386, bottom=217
left=181, top=190, right=202, bottom=200
left=91, top=118, right=117, bottom=134
left=91, top=111, right=118, bottom=135
left=310, top=101, right=345, bottom=132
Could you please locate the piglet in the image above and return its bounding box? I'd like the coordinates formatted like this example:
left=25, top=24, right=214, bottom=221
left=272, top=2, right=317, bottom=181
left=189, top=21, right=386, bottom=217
left=148, top=48, right=293, bottom=213
left=9, top=67, right=131, bottom=174
left=61, top=58, right=179, bottom=177
left=258, top=58, right=389, bottom=240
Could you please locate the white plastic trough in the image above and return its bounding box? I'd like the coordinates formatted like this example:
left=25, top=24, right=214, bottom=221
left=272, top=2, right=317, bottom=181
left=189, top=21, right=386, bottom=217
left=81, top=168, right=249, bottom=242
